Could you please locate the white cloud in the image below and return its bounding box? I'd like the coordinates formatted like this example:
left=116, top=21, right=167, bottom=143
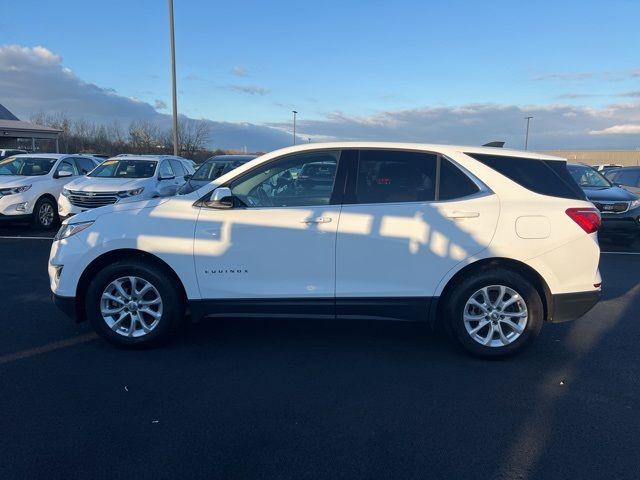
left=3, top=44, right=640, bottom=151
left=0, top=44, right=291, bottom=151
left=269, top=103, right=640, bottom=149
left=590, top=124, right=640, bottom=135
left=230, top=84, right=270, bottom=96
left=231, top=65, right=247, bottom=77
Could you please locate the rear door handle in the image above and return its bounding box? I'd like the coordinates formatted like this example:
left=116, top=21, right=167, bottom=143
left=446, top=211, right=480, bottom=219
left=301, top=216, right=332, bottom=224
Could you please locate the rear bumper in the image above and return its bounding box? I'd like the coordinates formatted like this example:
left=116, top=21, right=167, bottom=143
left=549, top=290, right=600, bottom=323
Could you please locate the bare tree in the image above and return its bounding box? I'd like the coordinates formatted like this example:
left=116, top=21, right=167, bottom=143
left=178, top=118, right=211, bottom=158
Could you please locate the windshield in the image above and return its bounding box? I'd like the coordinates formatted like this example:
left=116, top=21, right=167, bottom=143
left=0, top=156, right=57, bottom=176
left=567, top=164, right=611, bottom=188
left=89, top=159, right=157, bottom=178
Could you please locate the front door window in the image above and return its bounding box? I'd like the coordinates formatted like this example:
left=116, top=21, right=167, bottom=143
left=230, top=151, right=339, bottom=208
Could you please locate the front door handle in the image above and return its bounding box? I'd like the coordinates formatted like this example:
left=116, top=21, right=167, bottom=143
left=301, top=216, right=332, bottom=224
left=446, top=211, right=480, bottom=219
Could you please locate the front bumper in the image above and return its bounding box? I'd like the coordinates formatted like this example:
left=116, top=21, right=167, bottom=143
left=58, top=195, right=87, bottom=218
left=0, top=213, right=32, bottom=222
left=549, top=290, right=600, bottom=323
left=0, top=192, right=34, bottom=217
left=52, top=293, right=80, bottom=321
left=599, top=209, right=640, bottom=236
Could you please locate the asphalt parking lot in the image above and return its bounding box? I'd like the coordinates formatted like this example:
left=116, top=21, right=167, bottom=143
left=1, top=224, right=639, bottom=480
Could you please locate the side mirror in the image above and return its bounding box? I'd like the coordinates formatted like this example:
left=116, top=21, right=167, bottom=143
left=184, top=174, right=192, bottom=181
left=56, top=170, right=73, bottom=178
left=204, top=187, right=233, bottom=209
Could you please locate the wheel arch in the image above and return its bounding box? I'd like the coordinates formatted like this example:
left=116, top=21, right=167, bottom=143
left=430, top=257, right=553, bottom=328
left=74, top=248, right=188, bottom=322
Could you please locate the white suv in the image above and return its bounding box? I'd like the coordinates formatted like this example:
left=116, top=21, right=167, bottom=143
left=49, top=143, right=601, bottom=357
left=0, top=153, right=100, bottom=229
left=58, top=155, right=195, bottom=219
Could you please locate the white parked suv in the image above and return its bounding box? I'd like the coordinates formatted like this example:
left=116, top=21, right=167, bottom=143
left=58, top=155, right=195, bottom=219
left=0, top=153, right=100, bottom=229
left=49, top=143, right=601, bottom=357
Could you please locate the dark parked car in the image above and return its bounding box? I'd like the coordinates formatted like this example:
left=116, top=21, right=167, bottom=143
left=605, top=166, right=640, bottom=196
left=179, top=154, right=257, bottom=195
left=567, top=163, right=640, bottom=242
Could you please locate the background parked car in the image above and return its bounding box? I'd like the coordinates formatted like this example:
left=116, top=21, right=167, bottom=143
left=0, top=149, right=27, bottom=160
left=567, top=163, right=640, bottom=242
left=605, top=166, right=640, bottom=195
left=179, top=154, right=257, bottom=194
left=58, top=154, right=195, bottom=218
left=0, top=153, right=100, bottom=229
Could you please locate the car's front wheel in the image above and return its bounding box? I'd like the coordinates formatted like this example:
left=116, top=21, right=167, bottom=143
left=446, top=268, right=543, bottom=358
left=85, top=261, right=185, bottom=347
left=31, top=196, right=58, bottom=230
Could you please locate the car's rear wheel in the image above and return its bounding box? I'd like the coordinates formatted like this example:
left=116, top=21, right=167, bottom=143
left=31, top=196, right=58, bottom=230
left=85, top=261, right=185, bottom=347
left=446, top=269, right=543, bottom=358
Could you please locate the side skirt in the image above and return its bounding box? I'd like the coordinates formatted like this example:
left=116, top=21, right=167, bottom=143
left=189, top=297, right=435, bottom=323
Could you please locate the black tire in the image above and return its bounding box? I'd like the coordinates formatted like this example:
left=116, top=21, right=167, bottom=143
left=445, top=268, right=544, bottom=359
left=31, top=196, right=59, bottom=230
left=85, top=260, right=185, bottom=348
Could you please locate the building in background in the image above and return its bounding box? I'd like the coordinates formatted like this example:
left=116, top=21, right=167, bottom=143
left=543, top=150, right=640, bottom=167
left=0, top=103, right=62, bottom=152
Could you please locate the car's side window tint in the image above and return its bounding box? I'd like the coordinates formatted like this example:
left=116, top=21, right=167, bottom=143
left=438, top=159, right=480, bottom=200
left=159, top=161, right=175, bottom=178
left=75, top=157, right=96, bottom=174
left=170, top=159, right=186, bottom=176
left=355, top=150, right=437, bottom=204
left=616, top=170, right=640, bottom=187
left=230, top=151, right=339, bottom=208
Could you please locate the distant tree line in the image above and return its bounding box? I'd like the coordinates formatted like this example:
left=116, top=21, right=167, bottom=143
left=29, top=112, right=230, bottom=162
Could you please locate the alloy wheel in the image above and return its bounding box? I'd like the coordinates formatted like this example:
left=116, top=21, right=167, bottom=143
left=100, top=276, right=163, bottom=338
left=463, top=285, right=528, bottom=347
left=39, top=202, right=55, bottom=227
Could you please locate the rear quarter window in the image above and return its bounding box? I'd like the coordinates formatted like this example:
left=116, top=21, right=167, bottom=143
left=465, top=153, right=585, bottom=200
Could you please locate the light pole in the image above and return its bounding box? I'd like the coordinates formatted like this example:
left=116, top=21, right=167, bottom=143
left=292, top=110, right=298, bottom=145
left=524, top=116, right=533, bottom=151
left=168, top=0, right=179, bottom=156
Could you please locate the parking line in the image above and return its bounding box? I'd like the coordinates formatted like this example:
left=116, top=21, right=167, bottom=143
left=601, top=251, right=640, bottom=255
left=0, top=332, right=98, bottom=366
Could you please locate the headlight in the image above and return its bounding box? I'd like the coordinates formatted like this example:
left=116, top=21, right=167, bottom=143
left=53, top=221, right=94, bottom=241
left=62, top=188, right=71, bottom=197
left=630, top=199, right=640, bottom=210
left=117, top=187, right=144, bottom=198
left=0, top=184, right=32, bottom=196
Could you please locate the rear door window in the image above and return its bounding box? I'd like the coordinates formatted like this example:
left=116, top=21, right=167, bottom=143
left=438, top=159, right=480, bottom=200
left=355, top=150, right=437, bottom=204
left=466, top=153, right=585, bottom=200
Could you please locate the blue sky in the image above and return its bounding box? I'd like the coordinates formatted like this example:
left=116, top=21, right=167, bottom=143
left=2, top=0, right=640, bottom=150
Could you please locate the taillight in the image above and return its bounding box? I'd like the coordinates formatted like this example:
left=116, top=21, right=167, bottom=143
left=566, top=207, right=601, bottom=234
